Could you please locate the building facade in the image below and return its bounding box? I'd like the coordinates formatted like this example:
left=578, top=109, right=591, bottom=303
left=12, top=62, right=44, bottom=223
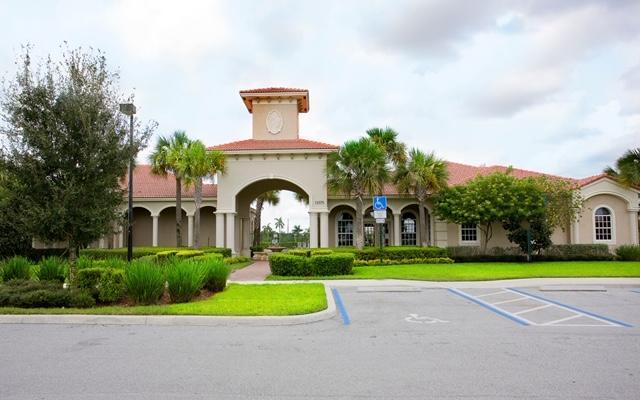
left=95, top=88, right=639, bottom=256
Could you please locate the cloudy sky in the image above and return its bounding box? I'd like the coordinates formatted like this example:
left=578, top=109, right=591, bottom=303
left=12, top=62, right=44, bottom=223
left=1, top=0, right=638, bottom=229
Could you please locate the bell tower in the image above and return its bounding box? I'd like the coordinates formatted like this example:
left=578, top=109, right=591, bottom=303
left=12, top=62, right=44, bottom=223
left=239, top=88, right=309, bottom=140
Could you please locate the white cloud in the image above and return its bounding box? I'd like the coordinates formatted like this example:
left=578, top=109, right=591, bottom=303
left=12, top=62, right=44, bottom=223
left=107, top=0, right=228, bottom=64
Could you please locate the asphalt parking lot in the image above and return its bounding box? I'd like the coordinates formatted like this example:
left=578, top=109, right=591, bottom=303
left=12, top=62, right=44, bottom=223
left=1, top=285, right=639, bottom=399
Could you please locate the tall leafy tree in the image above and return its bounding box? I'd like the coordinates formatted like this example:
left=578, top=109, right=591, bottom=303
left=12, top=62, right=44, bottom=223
left=181, top=140, right=225, bottom=249
left=366, top=127, right=407, bottom=168
left=252, top=191, right=280, bottom=247
left=0, top=46, right=153, bottom=281
left=327, top=137, right=389, bottom=249
left=604, top=148, right=640, bottom=187
left=394, top=149, right=449, bottom=246
left=149, top=131, right=190, bottom=247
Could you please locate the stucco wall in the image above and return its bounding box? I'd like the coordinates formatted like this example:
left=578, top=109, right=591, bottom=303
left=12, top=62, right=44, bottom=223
left=578, top=194, right=630, bottom=245
left=251, top=102, right=299, bottom=140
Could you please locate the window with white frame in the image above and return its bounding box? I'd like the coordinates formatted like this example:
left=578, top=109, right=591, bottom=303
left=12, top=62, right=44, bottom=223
left=461, top=223, right=478, bottom=243
left=364, top=224, right=375, bottom=247
left=594, top=207, right=613, bottom=241
left=401, top=213, right=417, bottom=246
left=337, top=212, right=354, bottom=247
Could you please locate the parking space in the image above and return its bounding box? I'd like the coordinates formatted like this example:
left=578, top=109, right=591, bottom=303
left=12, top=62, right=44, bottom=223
left=332, top=285, right=639, bottom=330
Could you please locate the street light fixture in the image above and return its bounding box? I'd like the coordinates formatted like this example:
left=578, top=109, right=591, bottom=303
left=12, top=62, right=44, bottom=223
left=119, top=103, right=136, bottom=262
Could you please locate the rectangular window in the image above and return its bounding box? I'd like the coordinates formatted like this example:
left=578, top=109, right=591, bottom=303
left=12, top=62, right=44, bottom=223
left=337, top=220, right=353, bottom=247
left=461, top=223, right=478, bottom=243
left=364, top=224, right=375, bottom=247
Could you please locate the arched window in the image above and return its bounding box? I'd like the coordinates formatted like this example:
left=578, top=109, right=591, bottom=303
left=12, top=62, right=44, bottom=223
left=401, top=212, right=417, bottom=246
left=594, top=207, right=613, bottom=241
left=337, top=212, right=354, bottom=247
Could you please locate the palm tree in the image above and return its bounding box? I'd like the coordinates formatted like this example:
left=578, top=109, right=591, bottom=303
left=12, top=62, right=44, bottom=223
left=292, top=225, right=303, bottom=243
left=274, top=217, right=285, bottom=233
left=604, top=148, right=640, bottom=187
left=252, top=191, right=280, bottom=247
left=395, top=148, right=449, bottom=246
left=181, top=140, right=226, bottom=248
left=366, top=127, right=407, bottom=168
left=149, top=131, right=191, bottom=246
left=327, top=137, right=389, bottom=249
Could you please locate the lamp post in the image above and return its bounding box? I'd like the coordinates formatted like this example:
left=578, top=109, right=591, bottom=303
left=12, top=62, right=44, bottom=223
left=119, top=103, right=136, bottom=262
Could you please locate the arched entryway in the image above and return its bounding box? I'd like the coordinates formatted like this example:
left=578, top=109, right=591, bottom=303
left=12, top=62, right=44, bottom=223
left=131, top=207, right=153, bottom=247
left=198, top=206, right=217, bottom=247
left=158, top=206, right=187, bottom=247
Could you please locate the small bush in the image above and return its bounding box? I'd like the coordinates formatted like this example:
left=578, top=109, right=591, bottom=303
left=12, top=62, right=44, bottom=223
left=540, top=244, right=613, bottom=261
left=93, top=258, right=127, bottom=270
left=166, top=260, right=206, bottom=303
left=615, top=245, right=640, bottom=261
left=125, top=260, right=165, bottom=305
left=200, top=259, right=230, bottom=292
left=38, top=257, right=67, bottom=282
left=80, top=246, right=232, bottom=260
left=175, top=250, right=205, bottom=259
left=331, top=246, right=448, bottom=260
left=97, top=269, right=126, bottom=303
left=77, top=268, right=105, bottom=293
left=1, top=256, right=31, bottom=281
left=0, top=280, right=95, bottom=308
left=310, top=253, right=354, bottom=275
left=286, top=249, right=310, bottom=257
left=310, top=249, right=333, bottom=256
left=224, top=256, right=252, bottom=264
left=269, top=253, right=309, bottom=276
left=76, top=255, right=94, bottom=270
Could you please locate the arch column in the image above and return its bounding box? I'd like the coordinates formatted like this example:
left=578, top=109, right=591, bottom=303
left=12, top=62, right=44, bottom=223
left=320, top=212, right=329, bottom=248
left=393, top=212, right=401, bottom=246
left=152, top=215, right=159, bottom=247
left=215, top=212, right=225, bottom=248
left=187, top=214, right=194, bottom=247
left=629, top=209, right=639, bottom=244
left=226, top=212, right=236, bottom=254
left=309, top=212, right=319, bottom=248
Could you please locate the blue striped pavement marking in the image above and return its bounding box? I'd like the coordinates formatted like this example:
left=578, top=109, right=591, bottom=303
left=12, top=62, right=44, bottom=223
left=448, top=288, right=530, bottom=326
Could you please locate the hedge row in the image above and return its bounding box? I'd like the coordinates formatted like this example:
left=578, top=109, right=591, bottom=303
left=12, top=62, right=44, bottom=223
left=269, top=253, right=354, bottom=276
left=353, top=257, right=455, bottom=266
left=446, top=244, right=614, bottom=262
left=285, top=246, right=448, bottom=260
left=615, top=245, right=640, bottom=261
left=80, top=246, right=232, bottom=260
left=0, top=280, right=95, bottom=308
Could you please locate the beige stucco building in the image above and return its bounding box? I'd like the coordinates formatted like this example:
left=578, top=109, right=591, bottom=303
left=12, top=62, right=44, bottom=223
left=93, top=88, right=639, bottom=256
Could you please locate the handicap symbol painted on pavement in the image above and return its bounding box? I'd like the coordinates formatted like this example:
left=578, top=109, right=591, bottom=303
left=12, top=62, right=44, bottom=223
left=404, top=314, right=449, bottom=324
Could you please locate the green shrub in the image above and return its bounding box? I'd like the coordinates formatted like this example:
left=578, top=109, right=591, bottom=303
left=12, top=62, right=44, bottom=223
left=310, top=249, right=333, bottom=256
left=269, top=253, right=310, bottom=276
left=125, top=260, right=166, bottom=305
left=447, top=244, right=614, bottom=262
left=38, top=257, right=67, bottom=282
left=330, top=246, right=448, bottom=260
left=76, top=255, right=94, bottom=270
left=175, top=250, right=205, bottom=259
left=286, top=249, right=310, bottom=257
left=615, top=245, right=640, bottom=261
left=80, top=246, right=232, bottom=260
left=1, top=256, right=31, bottom=281
left=310, top=253, right=354, bottom=275
left=353, top=257, right=455, bottom=266
left=97, top=269, right=126, bottom=303
left=199, top=258, right=230, bottom=292
left=224, top=256, right=252, bottom=264
left=93, top=258, right=127, bottom=270
left=77, top=268, right=105, bottom=293
left=0, top=280, right=94, bottom=308
left=166, top=260, right=206, bottom=303
left=191, top=253, right=224, bottom=262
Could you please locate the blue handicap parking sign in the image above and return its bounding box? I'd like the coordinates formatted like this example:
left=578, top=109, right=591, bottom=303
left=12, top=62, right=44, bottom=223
left=373, top=196, right=387, bottom=211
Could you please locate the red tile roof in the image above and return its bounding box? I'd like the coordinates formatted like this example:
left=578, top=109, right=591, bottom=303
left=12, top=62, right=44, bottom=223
left=239, top=87, right=307, bottom=94
left=209, top=138, right=338, bottom=151
left=122, top=165, right=217, bottom=198
left=575, top=173, right=608, bottom=187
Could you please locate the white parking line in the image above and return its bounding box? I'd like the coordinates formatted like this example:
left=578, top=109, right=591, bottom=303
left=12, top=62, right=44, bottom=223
left=492, top=297, right=528, bottom=305
left=475, top=290, right=509, bottom=298
left=514, top=304, right=552, bottom=315
left=541, top=314, right=583, bottom=326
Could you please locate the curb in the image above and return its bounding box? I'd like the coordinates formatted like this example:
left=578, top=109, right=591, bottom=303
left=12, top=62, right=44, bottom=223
left=0, top=284, right=337, bottom=327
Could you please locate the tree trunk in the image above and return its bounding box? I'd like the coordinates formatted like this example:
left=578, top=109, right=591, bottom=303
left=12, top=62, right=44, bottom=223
left=175, top=177, right=183, bottom=247
left=418, top=199, right=428, bottom=247
left=253, top=197, right=264, bottom=247
left=68, top=244, right=77, bottom=286
left=355, top=196, right=364, bottom=249
left=194, top=178, right=202, bottom=249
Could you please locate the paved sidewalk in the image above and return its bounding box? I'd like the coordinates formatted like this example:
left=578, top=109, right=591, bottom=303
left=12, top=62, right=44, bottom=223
left=229, top=261, right=270, bottom=281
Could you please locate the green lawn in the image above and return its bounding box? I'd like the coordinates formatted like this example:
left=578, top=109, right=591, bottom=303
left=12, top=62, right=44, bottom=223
left=0, top=283, right=327, bottom=316
left=267, top=261, right=640, bottom=281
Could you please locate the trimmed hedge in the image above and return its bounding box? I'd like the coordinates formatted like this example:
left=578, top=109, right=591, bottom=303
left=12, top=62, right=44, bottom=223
left=269, top=253, right=354, bottom=276
left=353, top=257, right=455, bottom=266
left=447, top=244, right=614, bottom=262
left=332, top=246, right=448, bottom=261
left=80, top=246, right=232, bottom=260
left=615, top=245, right=640, bottom=261
left=77, top=267, right=126, bottom=303
left=0, top=280, right=95, bottom=308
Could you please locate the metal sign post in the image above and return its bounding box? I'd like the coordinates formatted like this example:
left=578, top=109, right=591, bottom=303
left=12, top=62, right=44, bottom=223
left=373, top=196, right=387, bottom=263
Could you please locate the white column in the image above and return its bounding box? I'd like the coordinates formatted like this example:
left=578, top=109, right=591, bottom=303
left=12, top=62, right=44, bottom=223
left=226, top=213, right=236, bottom=254
left=393, top=213, right=401, bottom=246
left=309, top=212, right=319, bottom=248
left=215, top=212, right=225, bottom=248
left=99, top=238, right=105, bottom=249
left=630, top=210, right=639, bottom=244
left=152, top=215, right=159, bottom=247
left=320, top=212, right=329, bottom=248
left=187, top=215, right=194, bottom=247
left=118, top=230, right=124, bottom=248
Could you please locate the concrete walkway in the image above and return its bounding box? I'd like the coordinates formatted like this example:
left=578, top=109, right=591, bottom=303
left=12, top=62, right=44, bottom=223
left=228, top=261, right=270, bottom=281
